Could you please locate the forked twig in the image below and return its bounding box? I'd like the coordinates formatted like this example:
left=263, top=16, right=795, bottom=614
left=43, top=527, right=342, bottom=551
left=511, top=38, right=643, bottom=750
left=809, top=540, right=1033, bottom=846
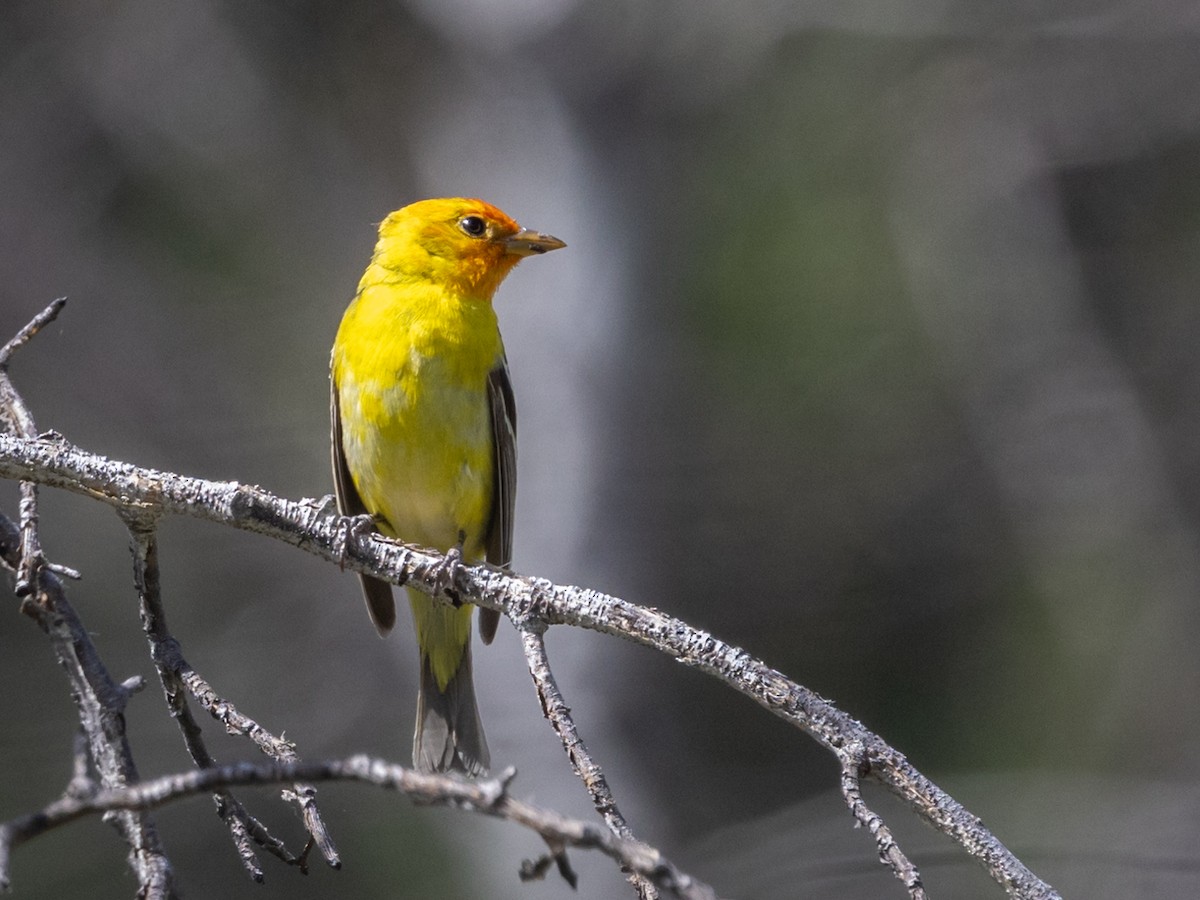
left=0, top=297, right=66, bottom=599
left=1, top=300, right=175, bottom=898
left=121, top=514, right=339, bottom=877
left=840, top=742, right=925, bottom=899
left=0, top=757, right=718, bottom=900
left=517, top=621, right=657, bottom=899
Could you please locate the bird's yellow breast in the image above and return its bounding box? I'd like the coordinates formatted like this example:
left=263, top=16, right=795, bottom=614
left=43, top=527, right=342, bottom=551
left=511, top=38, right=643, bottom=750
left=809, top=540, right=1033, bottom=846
left=332, top=280, right=502, bottom=557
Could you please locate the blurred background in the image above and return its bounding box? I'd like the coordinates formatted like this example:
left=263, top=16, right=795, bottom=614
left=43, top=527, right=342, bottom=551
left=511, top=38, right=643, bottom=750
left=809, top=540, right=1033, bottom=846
left=3, top=2, right=1200, bottom=898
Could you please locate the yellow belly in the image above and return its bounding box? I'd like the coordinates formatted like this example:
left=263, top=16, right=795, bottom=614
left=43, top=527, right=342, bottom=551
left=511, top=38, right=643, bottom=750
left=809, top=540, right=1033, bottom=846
left=333, top=281, right=502, bottom=558
left=338, top=360, right=492, bottom=556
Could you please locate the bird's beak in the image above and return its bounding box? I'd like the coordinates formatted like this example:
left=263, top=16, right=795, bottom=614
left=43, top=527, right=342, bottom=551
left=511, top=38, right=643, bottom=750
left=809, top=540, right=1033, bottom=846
left=503, top=228, right=566, bottom=257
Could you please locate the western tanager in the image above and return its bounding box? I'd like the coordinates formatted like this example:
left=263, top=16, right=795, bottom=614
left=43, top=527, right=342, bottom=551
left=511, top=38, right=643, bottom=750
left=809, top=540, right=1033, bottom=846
left=330, top=198, right=564, bottom=774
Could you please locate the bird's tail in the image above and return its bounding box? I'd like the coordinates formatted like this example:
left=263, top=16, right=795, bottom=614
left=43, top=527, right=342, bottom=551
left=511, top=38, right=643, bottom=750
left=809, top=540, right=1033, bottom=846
left=413, top=631, right=490, bottom=776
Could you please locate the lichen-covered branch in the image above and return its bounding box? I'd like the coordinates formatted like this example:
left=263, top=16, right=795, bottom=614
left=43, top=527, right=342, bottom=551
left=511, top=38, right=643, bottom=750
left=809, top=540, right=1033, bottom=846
left=0, top=303, right=694, bottom=900
left=0, top=756, right=717, bottom=900
left=122, top=513, right=339, bottom=878
left=840, top=744, right=925, bottom=899
left=1, top=299, right=176, bottom=899
left=0, top=430, right=1061, bottom=899
left=517, top=623, right=657, bottom=899
left=0, top=299, right=1060, bottom=900
left=0, top=511, right=176, bottom=899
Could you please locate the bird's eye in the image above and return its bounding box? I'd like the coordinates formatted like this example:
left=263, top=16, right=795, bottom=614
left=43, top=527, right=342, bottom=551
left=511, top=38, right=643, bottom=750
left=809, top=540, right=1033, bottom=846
left=459, top=216, right=487, bottom=237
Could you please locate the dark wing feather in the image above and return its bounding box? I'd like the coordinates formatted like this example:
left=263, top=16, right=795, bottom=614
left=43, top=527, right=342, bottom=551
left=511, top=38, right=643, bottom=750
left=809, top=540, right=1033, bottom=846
left=480, top=358, right=516, bottom=644
left=331, top=374, right=397, bottom=635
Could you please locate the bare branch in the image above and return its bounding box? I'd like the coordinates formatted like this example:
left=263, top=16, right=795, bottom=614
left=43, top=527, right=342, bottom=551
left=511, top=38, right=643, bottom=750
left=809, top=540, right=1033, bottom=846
left=0, top=300, right=176, bottom=898
left=840, top=744, right=926, bottom=898
left=518, top=622, right=657, bottom=899
left=0, top=300, right=1060, bottom=900
left=0, top=299, right=66, bottom=598
left=0, top=756, right=718, bottom=900
left=0, top=431, right=1062, bottom=899
left=0, top=297, right=66, bottom=369
left=0, top=434, right=1065, bottom=897
left=121, top=512, right=339, bottom=877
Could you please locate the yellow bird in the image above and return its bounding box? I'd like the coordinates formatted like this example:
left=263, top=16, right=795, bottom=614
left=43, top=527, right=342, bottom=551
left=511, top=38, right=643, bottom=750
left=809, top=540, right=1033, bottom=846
left=331, top=198, right=564, bottom=774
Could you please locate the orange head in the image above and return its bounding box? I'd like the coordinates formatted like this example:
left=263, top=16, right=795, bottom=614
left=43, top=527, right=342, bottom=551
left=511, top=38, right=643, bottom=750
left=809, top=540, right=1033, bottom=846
left=369, top=198, right=565, bottom=300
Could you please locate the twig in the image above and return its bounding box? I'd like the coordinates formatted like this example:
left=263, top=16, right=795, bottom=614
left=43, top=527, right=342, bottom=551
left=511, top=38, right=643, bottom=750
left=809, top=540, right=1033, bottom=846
left=0, top=299, right=65, bottom=598
left=0, top=297, right=67, bottom=368
left=169, top=654, right=339, bottom=868
left=0, top=756, right=719, bottom=900
left=0, top=299, right=175, bottom=898
left=122, top=512, right=340, bottom=877
left=840, top=743, right=925, bottom=899
left=121, top=515, right=251, bottom=873
left=517, top=621, right=657, bottom=899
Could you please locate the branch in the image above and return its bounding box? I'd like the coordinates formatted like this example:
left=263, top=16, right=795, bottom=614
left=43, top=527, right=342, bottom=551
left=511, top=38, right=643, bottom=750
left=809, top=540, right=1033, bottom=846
left=0, top=297, right=66, bottom=598
left=0, top=431, right=1061, bottom=900
left=0, top=756, right=717, bottom=900
left=0, top=298, right=1058, bottom=900
left=840, top=745, right=925, bottom=898
left=518, top=622, right=656, bottom=898
left=0, top=300, right=176, bottom=898
left=1, top=302, right=329, bottom=893
left=122, top=512, right=339, bottom=878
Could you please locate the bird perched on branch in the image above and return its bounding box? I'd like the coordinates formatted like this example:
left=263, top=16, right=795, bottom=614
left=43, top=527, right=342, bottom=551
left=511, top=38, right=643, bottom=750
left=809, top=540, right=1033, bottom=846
left=330, top=198, right=565, bottom=774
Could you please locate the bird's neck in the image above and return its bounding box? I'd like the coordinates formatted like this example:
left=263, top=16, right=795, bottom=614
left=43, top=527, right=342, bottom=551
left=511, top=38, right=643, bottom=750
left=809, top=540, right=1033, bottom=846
left=364, top=227, right=523, bottom=301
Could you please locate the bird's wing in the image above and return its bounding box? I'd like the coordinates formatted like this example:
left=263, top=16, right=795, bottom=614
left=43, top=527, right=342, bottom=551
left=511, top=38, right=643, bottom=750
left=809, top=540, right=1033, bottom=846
left=331, top=373, right=397, bottom=635
left=480, top=357, right=516, bottom=644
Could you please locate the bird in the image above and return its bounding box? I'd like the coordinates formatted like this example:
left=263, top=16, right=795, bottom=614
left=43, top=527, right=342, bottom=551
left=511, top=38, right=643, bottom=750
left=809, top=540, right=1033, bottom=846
left=330, top=198, right=564, bottom=775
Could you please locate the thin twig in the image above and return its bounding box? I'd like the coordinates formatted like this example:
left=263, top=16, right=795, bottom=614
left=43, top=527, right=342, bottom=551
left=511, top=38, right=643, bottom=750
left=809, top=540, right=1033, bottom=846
left=123, top=515, right=268, bottom=879
left=0, top=302, right=65, bottom=597
left=840, top=742, right=926, bottom=898
left=0, top=301, right=175, bottom=898
left=517, top=622, right=657, bottom=899
left=174, top=656, right=340, bottom=867
left=13, top=481, right=40, bottom=598
left=121, top=513, right=340, bottom=874
left=0, top=756, right=719, bottom=900
left=0, top=297, right=67, bottom=368
left=0, top=299, right=66, bottom=596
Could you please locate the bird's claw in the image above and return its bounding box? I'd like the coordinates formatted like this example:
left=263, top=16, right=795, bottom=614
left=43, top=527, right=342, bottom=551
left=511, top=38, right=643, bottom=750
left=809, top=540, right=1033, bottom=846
left=431, top=535, right=466, bottom=606
left=336, top=513, right=377, bottom=570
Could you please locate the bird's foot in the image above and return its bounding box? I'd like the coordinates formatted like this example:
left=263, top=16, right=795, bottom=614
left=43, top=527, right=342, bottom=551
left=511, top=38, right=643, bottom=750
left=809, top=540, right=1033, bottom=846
left=430, top=532, right=466, bottom=606
left=335, top=513, right=378, bottom=571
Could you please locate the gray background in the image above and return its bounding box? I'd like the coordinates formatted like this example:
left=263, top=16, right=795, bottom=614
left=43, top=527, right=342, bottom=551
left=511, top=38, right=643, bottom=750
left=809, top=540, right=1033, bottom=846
left=3, top=2, right=1200, bottom=898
